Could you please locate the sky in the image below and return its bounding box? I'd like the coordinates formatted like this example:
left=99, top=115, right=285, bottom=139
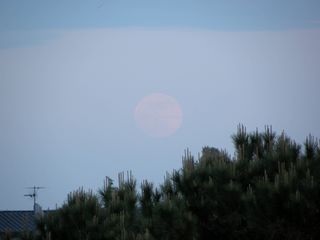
left=0, top=0, right=320, bottom=210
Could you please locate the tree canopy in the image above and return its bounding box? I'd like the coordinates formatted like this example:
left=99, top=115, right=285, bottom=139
left=36, top=125, right=320, bottom=240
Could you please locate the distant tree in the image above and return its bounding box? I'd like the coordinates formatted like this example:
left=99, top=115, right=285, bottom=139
left=37, top=188, right=103, bottom=240
left=99, top=171, right=140, bottom=240
left=37, top=125, right=320, bottom=240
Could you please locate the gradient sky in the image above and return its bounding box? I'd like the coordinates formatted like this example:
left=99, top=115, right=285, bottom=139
left=1, top=0, right=320, bottom=210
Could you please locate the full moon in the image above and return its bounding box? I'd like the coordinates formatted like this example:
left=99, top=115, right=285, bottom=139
left=134, top=93, right=183, bottom=137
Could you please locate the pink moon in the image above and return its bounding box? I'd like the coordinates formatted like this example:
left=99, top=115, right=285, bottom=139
left=134, top=93, right=183, bottom=137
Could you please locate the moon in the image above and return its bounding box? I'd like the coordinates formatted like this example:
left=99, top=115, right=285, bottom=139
left=134, top=93, right=183, bottom=137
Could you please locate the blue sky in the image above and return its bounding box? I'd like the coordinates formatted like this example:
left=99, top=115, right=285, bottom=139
left=1, top=0, right=320, bottom=48
left=1, top=0, right=320, bottom=31
left=0, top=1, right=320, bottom=210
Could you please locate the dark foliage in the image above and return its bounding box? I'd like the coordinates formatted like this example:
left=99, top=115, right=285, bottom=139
left=35, top=126, right=320, bottom=240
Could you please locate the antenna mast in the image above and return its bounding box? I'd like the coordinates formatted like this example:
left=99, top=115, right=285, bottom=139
left=24, top=186, right=45, bottom=207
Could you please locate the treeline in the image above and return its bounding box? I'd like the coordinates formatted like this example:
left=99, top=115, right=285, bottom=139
left=36, top=125, right=320, bottom=240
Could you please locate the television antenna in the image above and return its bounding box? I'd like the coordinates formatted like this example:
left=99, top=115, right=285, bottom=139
left=24, top=186, right=45, bottom=207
